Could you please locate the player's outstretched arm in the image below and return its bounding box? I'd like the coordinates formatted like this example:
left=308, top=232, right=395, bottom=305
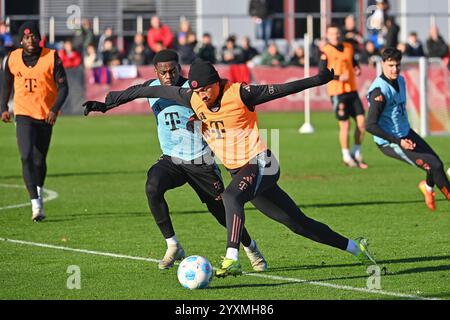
left=82, top=80, right=157, bottom=115
left=239, top=66, right=334, bottom=108
left=105, top=85, right=193, bottom=109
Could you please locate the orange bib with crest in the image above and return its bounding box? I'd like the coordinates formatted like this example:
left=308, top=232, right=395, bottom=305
left=322, top=42, right=357, bottom=96
left=8, top=48, right=57, bottom=120
left=190, top=82, right=267, bottom=169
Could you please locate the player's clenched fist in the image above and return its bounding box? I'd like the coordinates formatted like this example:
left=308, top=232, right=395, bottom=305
left=317, top=66, right=334, bottom=85
left=82, top=101, right=107, bottom=115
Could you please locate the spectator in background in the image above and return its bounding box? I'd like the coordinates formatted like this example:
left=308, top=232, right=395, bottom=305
left=426, top=26, right=449, bottom=58
left=197, top=33, right=217, bottom=64
left=240, top=36, right=259, bottom=63
left=248, top=0, right=276, bottom=47
left=384, top=16, right=400, bottom=49
left=102, top=38, right=121, bottom=66
left=260, top=42, right=284, bottom=66
left=397, top=42, right=406, bottom=54
left=405, top=32, right=425, bottom=57
left=0, top=21, right=14, bottom=62
left=84, top=43, right=102, bottom=69
left=97, top=26, right=114, bottom=56
left=342, top=15, right=363, bottom=52
left=310, top=38, right=327, bottom=66
left=176, top=33, right=196, bottom=64
left=153, top=41, right=166, bottom=54
left=127, top=33, right=153, bottom=65
left=221, top=36, right=244, bottom=64
left=58, top=39, right=82, bottom=69
left=147, top=16, right=174, bottom=53
left=288, top=46, right=305, bottom=67
left=176, top=19, right=194, bottom=47
left=187, top=33, right=198, bottom=49
left=73, top=18, right=95, bottom=55
left=359, top=40, right=380, bottom=66
left=367, top=0, right=386, bottom=32
left=38, top=34, right=49, bottom=49
left=367, top=0, right=390, bottom=48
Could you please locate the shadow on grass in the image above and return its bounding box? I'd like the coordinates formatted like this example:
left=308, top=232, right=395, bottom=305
left=265, top=255, right=450, bottom=273
left=296, top=264, right=450, bottom=284
left=208, top=263, right=450, bottom=295
left=207, top=281, right=301, bottom=290
left=419, top=292, right=450, bottom=299
left=170, top=198, right=446, bottom=215
left=0, top=170, right=144, bottom=180
left=388, top=264, right=450, bottom=276
left=43, top=211, right=149, bottom=222
left=32, top=196, right=438, bottom=223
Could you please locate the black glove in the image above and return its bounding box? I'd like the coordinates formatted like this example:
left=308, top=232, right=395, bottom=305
left=317, top=66, right=334, bottom=85
left=82, top=101, right=108, bottom=116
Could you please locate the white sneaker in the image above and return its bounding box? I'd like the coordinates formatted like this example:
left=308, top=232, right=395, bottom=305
left=244, top=241, right=267, bottom=272
left=32, top=206, right=45, bottom=222
left=343, top=156, right=358, bottom=168
left=158, top=243, right=185, bottom=270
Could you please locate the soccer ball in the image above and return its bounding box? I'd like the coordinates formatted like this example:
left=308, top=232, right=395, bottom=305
left=177, top=255, right=213, bottom=290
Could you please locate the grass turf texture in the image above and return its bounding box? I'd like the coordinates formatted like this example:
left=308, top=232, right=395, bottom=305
left=0, top=112, right=449, bottom=300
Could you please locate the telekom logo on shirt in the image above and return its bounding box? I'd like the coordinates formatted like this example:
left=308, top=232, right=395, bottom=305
left=24, top=78, right=37, bottom=93
left=164, top=112, right=181, bottom=131
left=167, top=124, right=280, bottom=174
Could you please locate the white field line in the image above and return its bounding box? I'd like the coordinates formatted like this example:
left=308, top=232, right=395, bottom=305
left=0, top=237, right=441, bottom=300
left=0, top=184, right=58, bottom=211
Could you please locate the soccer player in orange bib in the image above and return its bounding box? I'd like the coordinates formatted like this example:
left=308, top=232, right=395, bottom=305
left=84, top=59, right=377, bottom=277
left=321, top=24, right=368, bottom=168
left=1, top=22, right=69, bottom=221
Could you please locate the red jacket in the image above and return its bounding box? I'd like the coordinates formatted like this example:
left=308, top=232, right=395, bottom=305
left=146, top=25, right=174, bottom=52
left=58, top=49, right=81, bottom=69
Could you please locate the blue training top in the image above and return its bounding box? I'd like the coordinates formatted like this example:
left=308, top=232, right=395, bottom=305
left=147, top=79, right=209, bottom=161
left=367, top=75, right=410, bottom=145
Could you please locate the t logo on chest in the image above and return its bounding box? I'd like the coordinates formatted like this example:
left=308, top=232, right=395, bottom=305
left=25, top=78, right=37, bottom=93
left=164, top=112, right=181, bottom=131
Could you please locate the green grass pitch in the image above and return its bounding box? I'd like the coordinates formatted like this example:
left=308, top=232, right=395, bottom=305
left=0, top=112, right=449, bottom=300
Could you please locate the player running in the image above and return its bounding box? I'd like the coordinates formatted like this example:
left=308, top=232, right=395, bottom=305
left=366, top=47, right=450, bottom=211
left=84, top=50, right=267, bottom=271
left=83, top=59, right=377, bottom=278
left=321, top=24, right=368, bottom=168
left=0, top=21, right=69, bottom=221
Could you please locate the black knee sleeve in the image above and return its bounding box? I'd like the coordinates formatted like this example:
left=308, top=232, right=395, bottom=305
left=146, top=174, right=163, bottom=204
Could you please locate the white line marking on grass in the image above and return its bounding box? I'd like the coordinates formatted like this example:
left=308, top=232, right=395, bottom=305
left=0, top=237, right=160, bottom=263
left=244, top=272, right=439, bottom=300
left=0, top=184, right=58, bottom=211
left=0, top=237, right=441, bottom=300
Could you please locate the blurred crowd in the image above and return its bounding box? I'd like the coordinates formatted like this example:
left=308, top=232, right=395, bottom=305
left=355, top=0, right=449, bottom=67
left=1, top=0, right=449, bottom=71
